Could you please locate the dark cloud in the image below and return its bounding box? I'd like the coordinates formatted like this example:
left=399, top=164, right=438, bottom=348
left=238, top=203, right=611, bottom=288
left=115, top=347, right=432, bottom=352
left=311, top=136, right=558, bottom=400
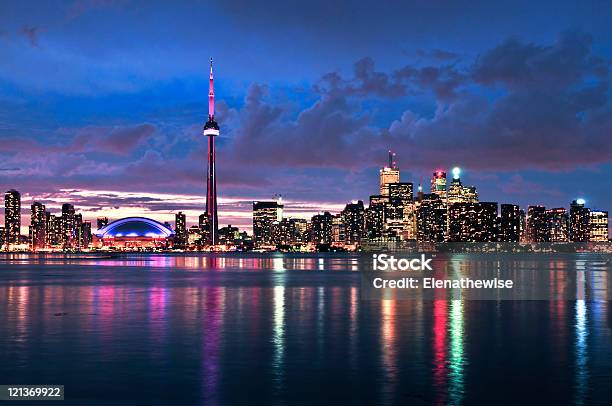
left=473, top=31, right=608, bottom=89
left=92, top=124, right=156, bottom=155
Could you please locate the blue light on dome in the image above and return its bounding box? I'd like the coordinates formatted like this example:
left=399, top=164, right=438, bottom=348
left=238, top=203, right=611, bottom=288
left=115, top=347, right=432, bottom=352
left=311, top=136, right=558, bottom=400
left=95, top=217, right=175, bottom=239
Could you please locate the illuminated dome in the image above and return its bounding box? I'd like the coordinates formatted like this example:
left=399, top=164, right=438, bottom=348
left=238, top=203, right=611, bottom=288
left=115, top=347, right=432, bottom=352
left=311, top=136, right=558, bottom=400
left=95, top=217, right=175, bottom=239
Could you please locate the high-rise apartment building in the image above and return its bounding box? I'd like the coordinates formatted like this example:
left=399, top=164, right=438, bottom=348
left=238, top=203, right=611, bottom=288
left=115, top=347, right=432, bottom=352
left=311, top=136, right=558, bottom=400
left=4, top=189, right=21, bottom=246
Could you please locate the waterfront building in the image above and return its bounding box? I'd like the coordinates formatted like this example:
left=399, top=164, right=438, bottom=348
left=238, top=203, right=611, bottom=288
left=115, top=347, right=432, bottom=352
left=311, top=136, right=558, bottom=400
left=379, top=151, right=400, bottom=196
left=174, top=212, right=187, bottom=249
left=30, top=202, right=46, bottom=250
left=81, top=221, right=92, bottom=248
left=526, top=205, right=548, bottom=242
left=570, top=199, right=590, bottom=242
left=292, top=218, right=310, bottom=244
left=253, top=200, right=284, bottom=247
left=311, top=212, right=333, bottom=245
left=341, top=200, right=365, bottom=245
left=95, top=217, right=175, bottom=249
left=75, top=213, right=84, bottom=248
left=448, top=202, right=498, bottom=242
left=589, top=210, right=609, bottom=242
left=61, top=203, right=76, bottom=248
left=46, top=213, right=62, bottom=247
left=416, top=193, right=447, bottom=242
left=332, top=214, right=345, bottom=245
left=546, top=208, right=569, bottom=242
left=365, top=197, right=386, bottom=241
left=500, top=204, right=521, bottom=242
left=4, top=189, right=21, bottom=247
left=215, top=224, right=236, bottom=245
left=272, top=218, right=296, bottom=246
left=97, top=217, right=109, bottom=229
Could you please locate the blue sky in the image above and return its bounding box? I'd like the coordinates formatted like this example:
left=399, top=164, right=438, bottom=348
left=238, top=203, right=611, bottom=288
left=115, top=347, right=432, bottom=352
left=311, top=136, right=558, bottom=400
left=1, top=0, right=612, bottom=230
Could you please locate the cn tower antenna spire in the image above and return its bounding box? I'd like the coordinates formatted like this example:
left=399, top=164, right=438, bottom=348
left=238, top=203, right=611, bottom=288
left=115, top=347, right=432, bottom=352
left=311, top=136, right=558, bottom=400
left=209, top=57, right=215, bottom=120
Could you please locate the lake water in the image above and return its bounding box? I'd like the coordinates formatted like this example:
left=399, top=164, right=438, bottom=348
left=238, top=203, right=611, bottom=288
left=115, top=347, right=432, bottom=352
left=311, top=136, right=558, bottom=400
left=0, top=253, right=611, bottom=405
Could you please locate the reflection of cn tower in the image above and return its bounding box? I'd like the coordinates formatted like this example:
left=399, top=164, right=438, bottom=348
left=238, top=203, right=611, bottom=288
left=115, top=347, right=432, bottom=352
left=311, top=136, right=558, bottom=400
left=203, top=58, right=220, bottom=245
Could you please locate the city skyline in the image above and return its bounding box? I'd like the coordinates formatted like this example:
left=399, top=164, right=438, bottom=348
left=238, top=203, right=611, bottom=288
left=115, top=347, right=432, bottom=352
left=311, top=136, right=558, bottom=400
left=2, top=157, right=609, bottom=236
left=2, top=2, right=612, bottom=233
left=2, top=149, right=609, bottom=251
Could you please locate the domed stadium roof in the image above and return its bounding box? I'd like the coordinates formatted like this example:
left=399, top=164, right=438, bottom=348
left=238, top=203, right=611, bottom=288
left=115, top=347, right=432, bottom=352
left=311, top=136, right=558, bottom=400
left=95, top=217, right=175, bottom=238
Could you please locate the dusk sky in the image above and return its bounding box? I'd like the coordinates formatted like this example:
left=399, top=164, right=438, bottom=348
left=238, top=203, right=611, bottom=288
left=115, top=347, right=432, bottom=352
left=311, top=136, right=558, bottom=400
left=1, top=0, right=612, bottom=232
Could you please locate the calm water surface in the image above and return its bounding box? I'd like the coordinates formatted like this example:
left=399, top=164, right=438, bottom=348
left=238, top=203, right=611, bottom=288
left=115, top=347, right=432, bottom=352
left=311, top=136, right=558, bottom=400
left=0, top=253, right=611, bottom=405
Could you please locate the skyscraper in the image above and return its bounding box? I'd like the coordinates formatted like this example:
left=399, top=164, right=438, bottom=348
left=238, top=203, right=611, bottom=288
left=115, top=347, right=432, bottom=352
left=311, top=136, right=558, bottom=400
left=311, top=212, right=333, bottom=245
left=546, top=208, right=569, bottom=242
left=589, top=210, right=608, bottom=242
left=365, top=196, right=386, bottom=241
left=430, top=171, right=447, bottom=200
left=416, top=193, right=447, bottom=242
left=526, top=205, right=548, bottom=242
left=379, top=151, right=400, bottom=196
left=5, top=190, right=21, bottom=247
left=570, top=199, right=590, bottom=242
left=30, top=202, right=46, bottom=250
left=341, top=200, right=365, bottom=245
left=253, top=200, right=284, bottom=247
left=174, top=212, right=187, bottom=249
left=61, top=203, right=76, bottom=248
left=447, top=167, right=478, bottom=205
left=500, top=204, right=521, bottom=242
left=203, top=58, right=220, bottom=245
left=81, top=221, right=92, bottom=248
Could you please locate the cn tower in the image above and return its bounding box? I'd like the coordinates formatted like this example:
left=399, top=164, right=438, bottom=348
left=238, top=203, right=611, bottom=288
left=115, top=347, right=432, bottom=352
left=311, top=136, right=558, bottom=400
left=203, top=58, right=219, bottom=245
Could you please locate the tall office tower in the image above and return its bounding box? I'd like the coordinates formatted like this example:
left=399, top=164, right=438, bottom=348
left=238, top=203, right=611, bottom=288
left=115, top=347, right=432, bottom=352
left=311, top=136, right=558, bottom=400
left=272, top=218, right=300, bottom=246
left=386, top=182, right=414, bottom=240
left=253, top=200, right=284, bottom=247
left=519, top=209, right=526, bottom=241
left=570, top=199, right=591, bottom=242
left=174, top=212, right=187, bottom=248
left=4, top=189, right=21, bottom=246
left=341, top=200, right=365, bottom=245
left=198, top=213, right=210, bottom=244
left=97, top=216, right=109, bottom=230
left=546, top=208, right=569, bottom=242
left=448, top=202, right=498, bottom=242
left=379, top=151, right=400, bottom=196
left=416, top=193, right=447, bottom=242
left=365, top=196, right=386, bottom=241
left=526, top=205, right=548, bottom=242
left=332, top=214, right=345, bottom=245
left=203, top=58, right=220, bottom=245
left=46, top=213, right=61, bottom=247
left=30, top=202, right=46, bottom=250
left=0, top=226, right=4, bottom=248
left=589, top=210, right=608, bottom=242
left=430, top=171, right=447, bottom=200
left=61, top=203, right=76, bottom=248
left=291, top=219, right=309, bottom=244
left=310, top=212, right=333, bottom=245
left=447, top=167, right=479, bottom=205
left=81, top=221, right=92, bottom=248
left=74, top=213, right=83, bottom=248
left=500, top=204, right=521, bottom=242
